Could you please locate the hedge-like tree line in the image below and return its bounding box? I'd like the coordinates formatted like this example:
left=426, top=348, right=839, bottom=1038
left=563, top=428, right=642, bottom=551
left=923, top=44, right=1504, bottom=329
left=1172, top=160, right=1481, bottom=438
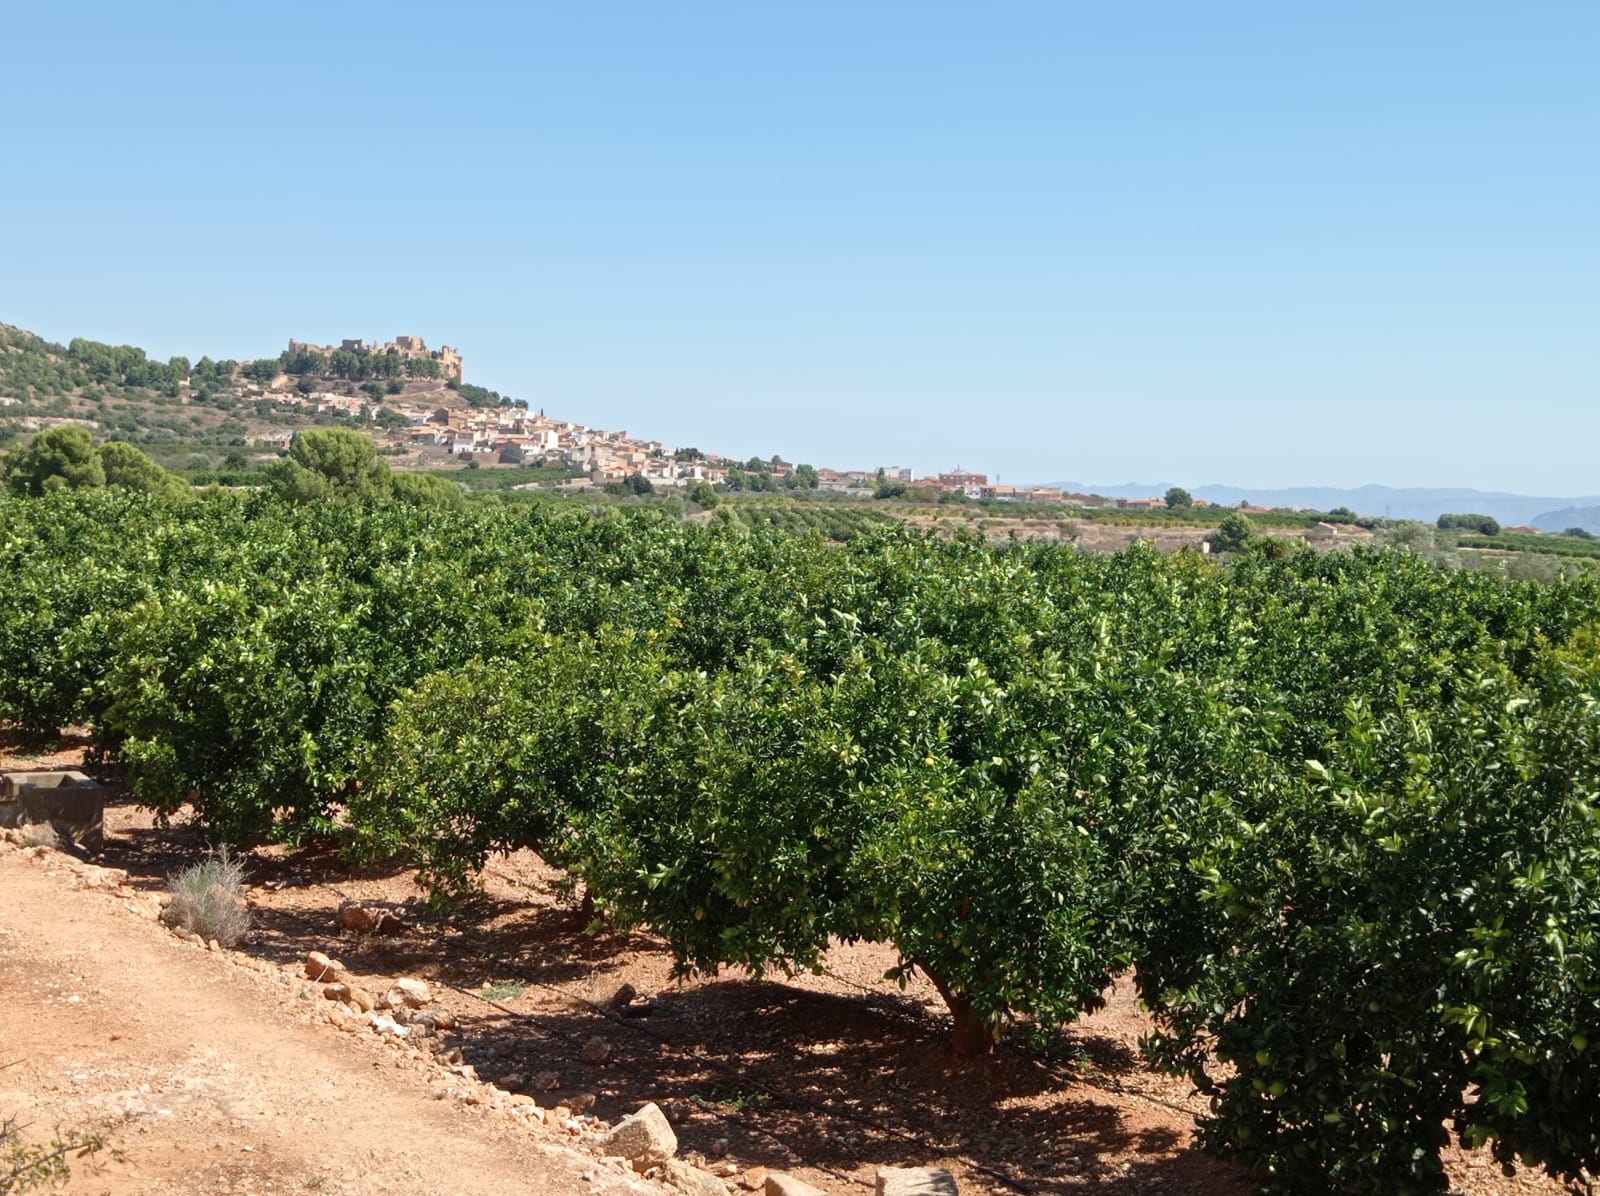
left=2, top=488, right=1599, bottom=1192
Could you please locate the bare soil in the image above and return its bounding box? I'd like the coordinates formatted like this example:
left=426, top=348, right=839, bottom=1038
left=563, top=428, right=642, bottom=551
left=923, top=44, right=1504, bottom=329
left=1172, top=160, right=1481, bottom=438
left=0, top=742, right=1560, bottom=1195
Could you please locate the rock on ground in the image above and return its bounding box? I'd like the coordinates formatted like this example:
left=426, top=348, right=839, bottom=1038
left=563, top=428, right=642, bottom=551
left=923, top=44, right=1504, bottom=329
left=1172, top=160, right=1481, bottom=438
left=304, top=950, right=344, bottom=981
left=765, top=1173, right=825, bottom=1196
left=383, top=977, right=432, bottom=1008
left=600, top=1101, right=678, bottom=1170
left=662, top=1158, right=730, bottom=1196
left=876, top=1167, right=958, bottom=1196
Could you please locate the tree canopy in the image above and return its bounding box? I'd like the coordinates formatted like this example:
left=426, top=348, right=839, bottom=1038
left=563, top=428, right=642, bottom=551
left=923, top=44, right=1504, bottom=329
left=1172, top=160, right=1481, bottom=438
left=3, top=427, right=187, bottom=499
left=267, top=428, right=391, bottom=502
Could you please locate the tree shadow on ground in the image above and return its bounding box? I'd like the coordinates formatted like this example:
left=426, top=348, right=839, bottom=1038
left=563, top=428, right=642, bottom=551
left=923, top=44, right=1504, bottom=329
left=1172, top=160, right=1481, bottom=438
left=92, top=819, right=1249, bottom=1195
left=435, top=976, right=1249, bottom=1196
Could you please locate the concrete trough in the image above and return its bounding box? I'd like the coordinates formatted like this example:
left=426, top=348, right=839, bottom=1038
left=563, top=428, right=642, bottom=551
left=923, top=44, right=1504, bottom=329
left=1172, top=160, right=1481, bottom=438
left=0, top=770, right=105, bottom=854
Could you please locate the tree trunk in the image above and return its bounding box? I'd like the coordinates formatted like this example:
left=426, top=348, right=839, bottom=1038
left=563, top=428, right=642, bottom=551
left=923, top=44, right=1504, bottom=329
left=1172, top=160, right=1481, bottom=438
left=924, top=969, right=995, bottom=1057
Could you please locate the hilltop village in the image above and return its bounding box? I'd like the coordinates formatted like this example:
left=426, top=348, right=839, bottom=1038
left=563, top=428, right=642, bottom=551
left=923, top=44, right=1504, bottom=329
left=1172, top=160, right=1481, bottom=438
left=250, top=335, right=1225, bottom=509
left=0, top=323, right=1282, bottom=514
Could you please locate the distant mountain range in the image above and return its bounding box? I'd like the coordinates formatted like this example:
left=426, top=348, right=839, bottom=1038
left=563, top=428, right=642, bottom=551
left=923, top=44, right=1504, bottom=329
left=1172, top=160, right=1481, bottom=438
left=1048, top=482, right=1600, bottom=531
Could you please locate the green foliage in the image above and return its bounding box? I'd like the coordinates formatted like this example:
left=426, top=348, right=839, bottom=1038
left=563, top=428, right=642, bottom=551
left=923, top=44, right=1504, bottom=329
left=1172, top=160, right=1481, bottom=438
left=690, top=480, right=718, bottom=507
left=453, top=381, right=508, bottom=409
left=1165, top=486, right=1192, bottom=508
left=1439, top=512, right=1502, bottom=535
left=718, top=499, right=898, bottom=542
left=1206, top=511, right=1254, bottom=552
left=282, top=348, right=327, bottom=376
left=97, top=441, right=189, bottom=500
left=329, top=349, right=363, bottom=380
left=389, top=471, right=466, bottom=510
left=267, top=428, right=389, bottom=502
left=1460, top=530, right=1600, bottom=561
left=4, top=426, right=105, bottom=494
left=2, top=1113, right=109, bottom=1193
left=3, top=487, right=1600, bottom=1189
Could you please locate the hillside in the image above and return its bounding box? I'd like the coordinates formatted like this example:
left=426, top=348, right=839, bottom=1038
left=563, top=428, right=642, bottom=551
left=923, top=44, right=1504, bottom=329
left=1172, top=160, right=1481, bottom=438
left=0, top=323, right=513, bottom=471
left=1051, top=479, right=1600, bottom=526
left=1532, top=505, right=1600, bottom=535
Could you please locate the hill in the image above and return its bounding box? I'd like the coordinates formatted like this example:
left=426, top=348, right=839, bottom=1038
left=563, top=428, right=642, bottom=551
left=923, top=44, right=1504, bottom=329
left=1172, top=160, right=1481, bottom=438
left=0, top=323, right=516, bottom=471
left=1532, top=506, right=1600, bottom=535
left=1052, top=480, right=1600, bottom=527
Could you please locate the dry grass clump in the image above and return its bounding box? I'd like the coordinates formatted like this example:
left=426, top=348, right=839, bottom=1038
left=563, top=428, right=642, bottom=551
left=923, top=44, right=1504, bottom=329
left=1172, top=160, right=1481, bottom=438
left=161, top=850, right=250, bottom=948
left=18, top=822, right=63, bottom=851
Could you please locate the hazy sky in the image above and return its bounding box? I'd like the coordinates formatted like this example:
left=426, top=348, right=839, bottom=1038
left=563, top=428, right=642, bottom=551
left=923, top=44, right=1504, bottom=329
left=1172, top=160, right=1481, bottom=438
left=3, top=3, right=1595, bottom=492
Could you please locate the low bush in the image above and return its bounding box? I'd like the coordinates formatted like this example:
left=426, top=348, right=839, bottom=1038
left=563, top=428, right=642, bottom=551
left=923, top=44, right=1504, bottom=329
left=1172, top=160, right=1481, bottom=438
left=1, top=1114, right=108, bottom=1193
left=161, top=850, right=249, bottom=947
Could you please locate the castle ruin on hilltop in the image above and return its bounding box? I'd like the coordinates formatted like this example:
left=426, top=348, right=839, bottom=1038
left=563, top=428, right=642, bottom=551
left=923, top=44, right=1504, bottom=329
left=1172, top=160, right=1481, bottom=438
left=287, top=335, right=463, bottom=381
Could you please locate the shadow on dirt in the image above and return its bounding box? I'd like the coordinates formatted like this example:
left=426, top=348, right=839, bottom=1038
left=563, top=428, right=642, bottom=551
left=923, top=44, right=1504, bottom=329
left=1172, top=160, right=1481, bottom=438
left=89, top=811, right=1247, bottom=1196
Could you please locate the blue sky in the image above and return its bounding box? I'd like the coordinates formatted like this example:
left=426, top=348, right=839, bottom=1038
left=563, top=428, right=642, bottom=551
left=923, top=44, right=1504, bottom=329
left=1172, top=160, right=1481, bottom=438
left=3, top=3, right=1595, bottom=493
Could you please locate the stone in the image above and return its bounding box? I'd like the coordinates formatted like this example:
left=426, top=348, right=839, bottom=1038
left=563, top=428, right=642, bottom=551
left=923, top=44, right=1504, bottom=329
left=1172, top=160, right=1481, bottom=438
left=347, top=987, right=377, bottom=1013
left=738, top=1168, right=768, bottom=1191
left=875, top=1167, right=958, bottom=1196
left=765, top=1174, right=825, bottom=1196
left=662, top=1159, right=729, bottom=1196
left=605, top=982, right=637, bottom=1009
left=411, top=1008, right=454, bottom=1031
left=498, top=1072, right=526, bottom=1092
left=531, top=1071, right=562, bottom=1091
left=580, top=1035, right=612, bottom=1064
left=368, top=1013, right=409, bottom=1038
left=323, top=983, right=352, bottom=1003
left=598, top=1102, right=677, bottom=1170
left=304, top=951, right=343, bottom=982
left=372, top=911, right=408, bottom=935
left=659, top=1097, right=695, bottom=1124
left=565, top=1091, right=597, bottom=1113
left=709, top=1139, right=729, bottom=1158
left=338, top=901, right=377, bottom=933
left=384, top=977, right=431, bottom=1008
left=77, top=865, right=128, bottom=890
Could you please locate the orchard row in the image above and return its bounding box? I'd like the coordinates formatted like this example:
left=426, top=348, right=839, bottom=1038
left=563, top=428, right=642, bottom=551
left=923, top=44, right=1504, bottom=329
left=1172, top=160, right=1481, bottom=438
left=3, top=488, right=1599, bottom=1193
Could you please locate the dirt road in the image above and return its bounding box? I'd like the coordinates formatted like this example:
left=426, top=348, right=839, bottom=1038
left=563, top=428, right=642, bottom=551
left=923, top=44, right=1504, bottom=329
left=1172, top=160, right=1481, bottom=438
left=0, top=845, right=650, bottom=1196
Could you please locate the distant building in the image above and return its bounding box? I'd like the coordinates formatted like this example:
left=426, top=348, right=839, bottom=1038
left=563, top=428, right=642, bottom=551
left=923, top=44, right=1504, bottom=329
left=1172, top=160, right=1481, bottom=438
left=937, top=469, right=988, bottom=491
left=286, top=335, right=464, bottom=381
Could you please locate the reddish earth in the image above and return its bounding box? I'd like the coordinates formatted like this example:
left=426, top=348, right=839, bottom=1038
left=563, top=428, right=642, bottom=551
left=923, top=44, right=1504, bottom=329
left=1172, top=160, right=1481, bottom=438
left=0, top=739, right=1563, bottom=1195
